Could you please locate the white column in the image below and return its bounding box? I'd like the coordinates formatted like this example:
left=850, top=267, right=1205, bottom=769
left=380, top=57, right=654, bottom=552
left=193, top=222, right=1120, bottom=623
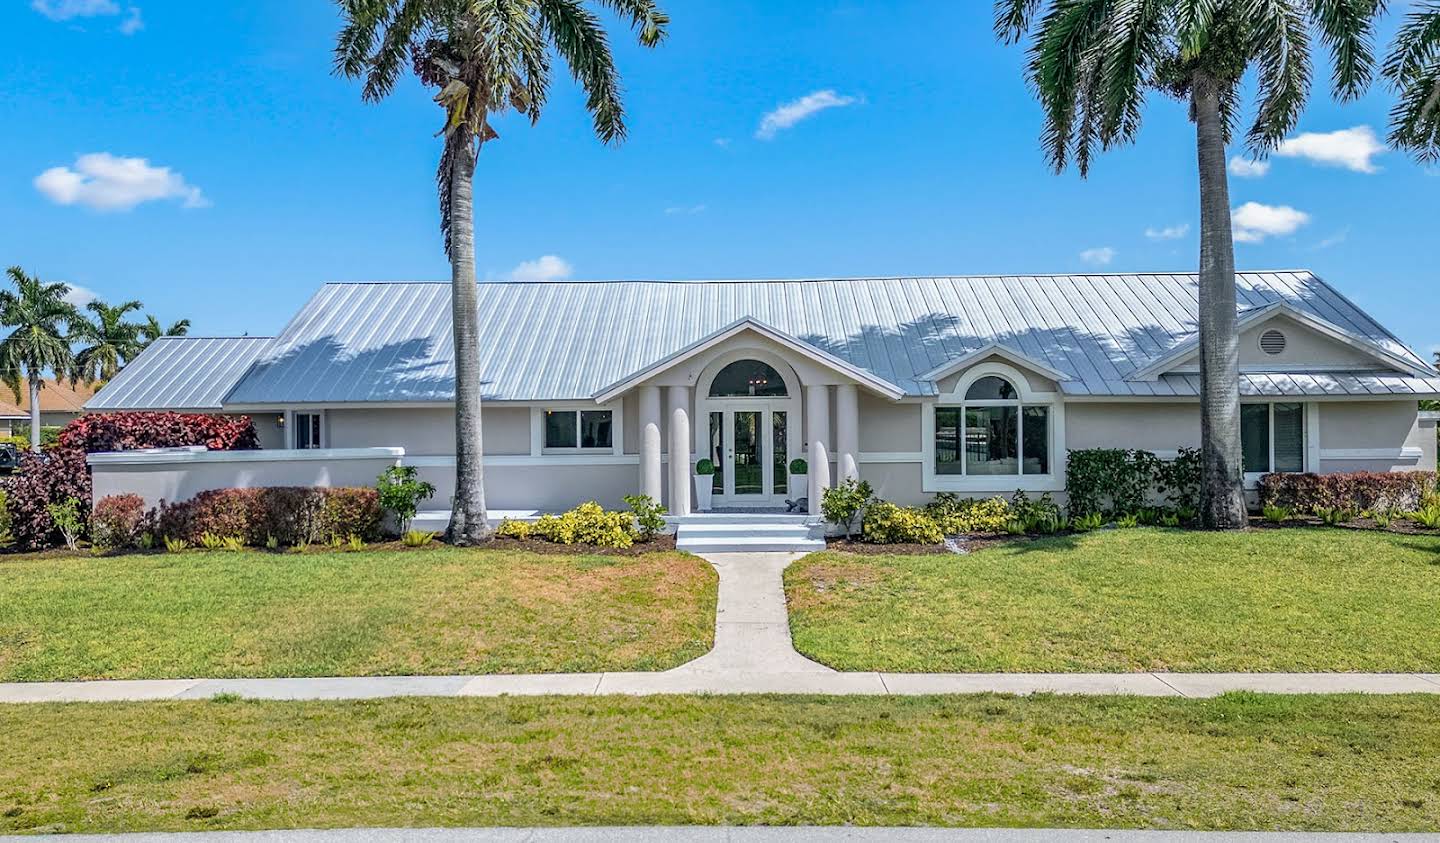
left=638, top=385, right=662, bottom=502
left=668, top=385, right=692, bottom=517
left=806, top=384, right=832, bottom=515
left=835, top=383, right=860, bottom=484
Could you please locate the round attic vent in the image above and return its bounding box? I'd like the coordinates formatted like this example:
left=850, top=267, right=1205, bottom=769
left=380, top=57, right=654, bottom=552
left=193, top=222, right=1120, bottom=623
left=1259, top=329, right=1287, bottom=356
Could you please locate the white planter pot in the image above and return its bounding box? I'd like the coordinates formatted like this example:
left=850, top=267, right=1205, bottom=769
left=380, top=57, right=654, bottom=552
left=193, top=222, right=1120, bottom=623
left=789, top=473, right=807, bottom=499
left=694, top=476, right=714, bottom=512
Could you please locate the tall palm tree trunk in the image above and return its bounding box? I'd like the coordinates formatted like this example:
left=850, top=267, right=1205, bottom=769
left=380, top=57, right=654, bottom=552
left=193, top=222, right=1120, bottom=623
left=445, top=135, right=492, bottom=544
left=27, top=371, right=40, bottom=453
left=1192, top=81, right=1247, bottom=530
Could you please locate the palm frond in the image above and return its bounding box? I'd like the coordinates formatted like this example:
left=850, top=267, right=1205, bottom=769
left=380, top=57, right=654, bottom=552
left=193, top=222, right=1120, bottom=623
left=1309, top=0, right=1384, bottom=101
left=1383, top=1, right=1440, bottom=161
left=1245, top=0, right=1314, bottom=151
left=1027, top=0, right=1111, bottom=174
left=540, top=0, right=627, bottom=143
left=591, top=0, right=670, bottom=46
left=995, top=0, right=1045, bottom=43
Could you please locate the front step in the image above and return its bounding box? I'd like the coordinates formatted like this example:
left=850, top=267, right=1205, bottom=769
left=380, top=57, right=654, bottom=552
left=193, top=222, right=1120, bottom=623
left=675, top=516, right=826, bottom=554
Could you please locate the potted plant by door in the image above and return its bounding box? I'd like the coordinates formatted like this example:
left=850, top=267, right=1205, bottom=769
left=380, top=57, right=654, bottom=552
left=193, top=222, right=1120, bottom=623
left=694, top=458, right=716, bottom=512
left=789, top=458, right=808, bottom=499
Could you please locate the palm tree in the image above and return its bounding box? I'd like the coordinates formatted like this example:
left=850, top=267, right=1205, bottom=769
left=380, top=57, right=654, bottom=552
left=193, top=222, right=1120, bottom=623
left=73, top=299, right=146, bottom=385
left=140, top=314, right=191, bottom=347
left=334, top=0, right=669, bottom=544
left=996, top=1, right=1385, bottom=529
left=1385, top=2, right=1440, bottom=161
left=0, top=267, right=78, bottom=452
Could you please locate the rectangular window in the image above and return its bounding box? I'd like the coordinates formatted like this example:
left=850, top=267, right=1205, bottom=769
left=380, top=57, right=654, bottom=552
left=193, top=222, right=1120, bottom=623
left=544, top=411, right=578, bottom=449
left=544, top=409, right=613, bottom=451
left=1022, top=406, right=1049, bottom=475
left=580, top=410, right=612, bottom=449
left=935, top=407, right=963, bottom=475
left=294, top=412, right=322, bottom=449
left=1241, top=402, right=1306, bottom=474
left=965, top=405, right=1019, bottom=476
left=772, top=411, right=788, bottom=494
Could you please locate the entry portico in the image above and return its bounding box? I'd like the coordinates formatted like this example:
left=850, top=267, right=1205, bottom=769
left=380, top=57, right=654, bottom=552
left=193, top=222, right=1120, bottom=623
left=592, top=317, right=905, bottom=515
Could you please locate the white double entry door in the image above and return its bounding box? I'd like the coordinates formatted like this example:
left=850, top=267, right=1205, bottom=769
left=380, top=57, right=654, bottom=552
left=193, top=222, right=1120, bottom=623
left=704, top=401, right=793, bottom=507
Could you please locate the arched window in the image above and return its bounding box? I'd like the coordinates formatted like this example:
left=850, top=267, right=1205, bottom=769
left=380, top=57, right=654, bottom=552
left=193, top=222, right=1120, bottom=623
left=935, top=374, right=1050, bottom=477
left=709, top=360, right=788, bottom=398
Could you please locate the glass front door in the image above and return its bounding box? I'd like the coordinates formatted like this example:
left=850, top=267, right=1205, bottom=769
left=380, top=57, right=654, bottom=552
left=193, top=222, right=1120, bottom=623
left=717, top=404, right=789, bottom=504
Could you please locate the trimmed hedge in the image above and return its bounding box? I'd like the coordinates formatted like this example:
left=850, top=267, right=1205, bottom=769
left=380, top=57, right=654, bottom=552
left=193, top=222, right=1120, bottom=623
left=1065, top=447, right=1201, bottom=517
left=156, top=487, right=382, bottom=546
left=91, top=494, right=151, bottom=550
left=1258, top=471, right=1438, bottom=514
left=2, top=412, right=260, bottom=551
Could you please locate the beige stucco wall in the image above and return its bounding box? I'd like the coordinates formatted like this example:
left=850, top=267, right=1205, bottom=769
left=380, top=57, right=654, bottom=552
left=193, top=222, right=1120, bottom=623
left=1318, top=400, right=1431, bottom=473
left=860, top=462, right=929, bottom=506
left=858, top=396, right=920, bottom=452
left=91, top=453, right=403, bottom=508
left=936, top=354, right=1058, bottom=395
left=415, top=462, right=636, bottom=512
left=1237, top=316, right=1376, bottom=367
left=325, top=406, right=530, bottom=456
left=1064, top=402, right=1203, bottom=452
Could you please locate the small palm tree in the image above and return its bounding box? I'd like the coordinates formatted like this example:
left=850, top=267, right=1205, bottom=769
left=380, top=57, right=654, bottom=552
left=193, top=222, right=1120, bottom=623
left=140, top=314, right=191, bottom=347
left=334, top=0, right=669, bottom=544
left=0, top=267, right=79, bottom=451
left=1385, top=2, right=1440, bottom=161
left=996, top=0, right=1385, bottom=529
left=73, top=299, right=146, bottom=385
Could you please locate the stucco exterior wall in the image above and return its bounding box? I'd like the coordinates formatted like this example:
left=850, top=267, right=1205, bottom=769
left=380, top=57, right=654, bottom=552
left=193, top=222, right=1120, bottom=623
left=860, top=462, right=929, bottom=506
left=859, top=396, right=920, bottom=452
left=90, top=451, right=403, bottom=508
left=414, top=461, right=636, bottom=512
left=1064, top=402, right=1203, bottom=453
left=325, top=406, right=531, bottom=456
left=1318, top=401, right=1431, bottom=473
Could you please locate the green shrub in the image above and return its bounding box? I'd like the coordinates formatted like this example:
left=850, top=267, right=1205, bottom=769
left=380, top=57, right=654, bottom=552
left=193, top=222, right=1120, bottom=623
left=45, top=498, right=84, bottom=550
left=164, top=536, right=189, bottom=553
left=0, top=490, right=16, bottom=550
left=623, top=494, right=667, bottom=541
left=529, top=502, right=637, bottom=548
left=495, top=518, right=533, bottom=540
left=402, top=529, right=436, bottom=547
left=694, top=458, right=715, bottom=476
left=821, top=479, right=874, bottom=539
left=1071, top=512, right=1107, bottom=532
left=1313, top=506, right=1354, bottom=526
left=1066, top=448, right=1200, bottom=517
left=1262, top=504, right=1292, bottom=524
left=924, top=493, right=1011, bottom=534
left=1408, top=506, right=1440, bottom=529
left=862, top=501, right=943, bottom=544
left=1115, top=512, right=1139, bottom=528
left=90, top=494, right=151, bottom=550
left=789, top=458, right=807, bottom=475
left=376, top=465, right=436, bottom=534
left=1009, top=491, right=1060, bottom=524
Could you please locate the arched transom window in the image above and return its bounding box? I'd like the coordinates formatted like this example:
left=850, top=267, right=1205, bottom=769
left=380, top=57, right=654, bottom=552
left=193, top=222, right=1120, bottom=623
left=709, top=360, right=788, bottom=398
left=935, top=375, right=1050, bottom=476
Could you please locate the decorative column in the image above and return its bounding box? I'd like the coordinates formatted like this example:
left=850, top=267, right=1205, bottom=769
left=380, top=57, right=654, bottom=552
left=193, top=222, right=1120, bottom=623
left=667, top=385, right=692, bottom=517
left=638, top=385, right=662, bottom=502
left=836, top=383, right=860, bottom=484
left=805, top=384, right=832, bottom=516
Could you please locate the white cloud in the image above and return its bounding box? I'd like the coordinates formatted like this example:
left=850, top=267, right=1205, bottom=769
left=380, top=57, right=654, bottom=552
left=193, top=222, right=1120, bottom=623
left=510, top=255, right=572, bottom=281
left=664, top=204, right=706, bottom=216
left=1232, top=202, right=1310, bottom=243
left=118, top=5, right=142, bottom=34
left=31, top=0, right=118, bottom=20
left=1276, top=125, right=1384, bottom=173
left=62, top=283, right=99, bottom=308
left=1079, top=247, right=1116, bottom=267
left=1228, top=156, right=1271, bottom=178
left=35, top=153, right=207, bottom=211
left=755, top=90, right=858, bottom=140
left=1144, top=223, right=1190, bottom=241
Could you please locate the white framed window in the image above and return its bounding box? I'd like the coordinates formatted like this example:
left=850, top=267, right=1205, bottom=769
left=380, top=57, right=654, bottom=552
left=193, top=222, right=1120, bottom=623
left=293, top=411, right=323, bottom=449
left=922, top=362, right=1064, bottom=493
left=542, top=409, right=613, bottom=451
left=1242, top=401, right=1306, bottom=476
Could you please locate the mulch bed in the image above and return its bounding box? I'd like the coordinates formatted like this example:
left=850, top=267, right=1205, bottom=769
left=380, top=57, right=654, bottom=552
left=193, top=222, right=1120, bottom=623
left=825, top=534, right=1028, bottom=555
left=479, top=535, right=679, bottom=556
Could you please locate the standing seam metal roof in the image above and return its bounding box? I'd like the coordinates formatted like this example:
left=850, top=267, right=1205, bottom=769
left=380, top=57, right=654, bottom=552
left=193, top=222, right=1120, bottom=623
left=111, top=272, right=1440, bottom=407
left=85, top=336, right=275, bottom=411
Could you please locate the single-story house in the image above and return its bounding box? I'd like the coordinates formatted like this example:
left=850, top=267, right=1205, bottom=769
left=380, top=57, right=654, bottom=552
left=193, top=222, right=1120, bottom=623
left=85, top=271, right=1440, bottom=516
left=0, top=379, right=100, bottom=437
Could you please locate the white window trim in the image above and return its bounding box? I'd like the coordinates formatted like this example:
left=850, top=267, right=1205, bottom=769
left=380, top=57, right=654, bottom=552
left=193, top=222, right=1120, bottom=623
left=1241, top=400, right=1319, bottom=487
left=921, top=362, right=1065, bottom=493
left=531, top=403, right=623, bottom=457
left=289, top=410, right=325, bottom=450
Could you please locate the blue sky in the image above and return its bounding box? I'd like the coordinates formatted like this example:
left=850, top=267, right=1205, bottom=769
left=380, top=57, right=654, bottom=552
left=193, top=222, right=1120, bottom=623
left=2, top=1, right=1435, bottom=356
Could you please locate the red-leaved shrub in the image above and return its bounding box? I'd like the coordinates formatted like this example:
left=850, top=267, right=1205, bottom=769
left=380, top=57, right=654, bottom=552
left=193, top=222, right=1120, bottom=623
left=1258, top=471, right=1438, bottom=513
left=2, top=412, right=260, bottom=550
left=91, top=494, right=153, bottom=549
left=157, top=487, right=381, bottom=546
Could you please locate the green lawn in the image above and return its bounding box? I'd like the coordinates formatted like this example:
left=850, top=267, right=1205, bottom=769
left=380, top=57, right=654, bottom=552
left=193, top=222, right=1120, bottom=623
left=0, top=547, right=716, bottom=681
left=786, top=528, right=1440, bottom=673
left=2, top=693, right=1438, bottom=832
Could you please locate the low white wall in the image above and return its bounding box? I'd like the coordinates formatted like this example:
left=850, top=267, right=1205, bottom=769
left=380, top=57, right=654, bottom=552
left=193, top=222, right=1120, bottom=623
left=88, top=448, right=403, bottom=508
left=410, top=458, right=637, bottom=512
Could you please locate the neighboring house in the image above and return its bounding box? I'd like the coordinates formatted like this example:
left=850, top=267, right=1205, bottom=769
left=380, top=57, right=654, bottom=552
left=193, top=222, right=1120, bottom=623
left=85, top=272, right=1440, bottom=514
left=0, top=379, right=99, bottom=437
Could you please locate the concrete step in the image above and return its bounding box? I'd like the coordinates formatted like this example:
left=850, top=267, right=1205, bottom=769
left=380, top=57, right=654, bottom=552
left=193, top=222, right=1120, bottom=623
left=676, top=535, right=827, bottom=554
left=677, top=523, right=824, bottom=540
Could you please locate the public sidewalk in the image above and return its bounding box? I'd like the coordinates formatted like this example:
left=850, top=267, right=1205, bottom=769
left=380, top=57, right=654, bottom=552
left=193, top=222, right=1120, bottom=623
left=4, top=552, right=1439, bottom=704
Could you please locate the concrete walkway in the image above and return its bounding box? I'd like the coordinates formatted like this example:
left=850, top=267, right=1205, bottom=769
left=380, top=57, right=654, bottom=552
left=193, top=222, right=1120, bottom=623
left=3, top=552, right=1440, bottom=704
left=11, top=829, right=1437, bottom=842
